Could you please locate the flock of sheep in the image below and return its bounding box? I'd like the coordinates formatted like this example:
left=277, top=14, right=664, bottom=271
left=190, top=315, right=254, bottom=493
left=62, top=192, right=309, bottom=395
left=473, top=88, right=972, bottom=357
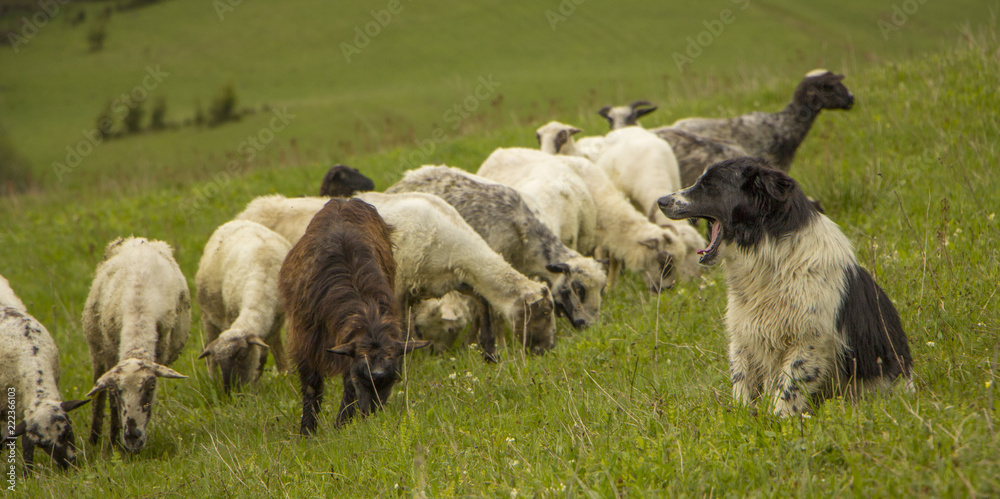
left=0, top=69, right=855, bottom=471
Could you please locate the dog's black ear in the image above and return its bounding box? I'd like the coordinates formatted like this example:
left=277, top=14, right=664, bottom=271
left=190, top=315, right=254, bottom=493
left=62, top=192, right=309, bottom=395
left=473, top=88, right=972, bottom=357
left=753, top=168, right=796, bottom=202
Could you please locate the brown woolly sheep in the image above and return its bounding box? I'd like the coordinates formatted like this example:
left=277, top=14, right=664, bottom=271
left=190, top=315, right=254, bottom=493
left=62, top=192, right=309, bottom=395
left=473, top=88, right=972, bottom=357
left=280, top=198, right=429, bottom=435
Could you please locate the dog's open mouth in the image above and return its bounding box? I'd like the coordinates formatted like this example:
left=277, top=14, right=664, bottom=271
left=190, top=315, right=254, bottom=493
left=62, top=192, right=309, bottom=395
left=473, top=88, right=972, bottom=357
left=697, top=218, right=723, bottom=264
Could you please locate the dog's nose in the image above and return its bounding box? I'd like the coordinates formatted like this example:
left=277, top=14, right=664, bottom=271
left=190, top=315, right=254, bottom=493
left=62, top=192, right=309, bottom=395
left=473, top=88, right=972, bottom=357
left=657, top=195, right=674, bottom=209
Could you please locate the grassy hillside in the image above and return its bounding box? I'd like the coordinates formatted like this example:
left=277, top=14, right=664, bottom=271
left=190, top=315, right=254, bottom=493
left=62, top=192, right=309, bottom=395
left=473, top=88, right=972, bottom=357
left=1, top=0, right=999, bottom=496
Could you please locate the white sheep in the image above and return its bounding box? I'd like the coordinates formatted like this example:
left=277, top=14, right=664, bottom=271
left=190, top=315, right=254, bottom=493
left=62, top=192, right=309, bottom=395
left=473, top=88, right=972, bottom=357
left=481, top=147, right=694, bottom=290
left=412, top=291, right=475, bottom=352
left=234, top=194, right=329, bottom=244
left=195, top=220, right=292, bottom=393
left=597, top=100, right=658, bottom=129
left=83, top=237, right=190, bottom=453
left=0, top=274, right=26, bottom=312
left=1, top=306, right=90, bottom=471
left=537, top=122, right=706, bottom=279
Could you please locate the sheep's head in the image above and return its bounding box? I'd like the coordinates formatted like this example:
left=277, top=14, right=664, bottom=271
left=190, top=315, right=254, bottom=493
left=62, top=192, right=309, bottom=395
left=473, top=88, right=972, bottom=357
left=509, top=285, right=556, bottom=354
left=535, top=121, right=582, bottom=155
left=545, top=257, right=607, bottom=330
left=10, top=399, right=90, bottom=469
left=634, top=230, right=683, bottom=293
left=327, top=312, right=430, bottom=419
left=796, top=70, right=854, bottom=112
left=413, top=293, right=472, bottom=351
left=86, top=358, right=186, bottom=453
left=597, top=100, right=658, bottom=130
left=198, top=330, right=271, bottom=393
left=319, top=164, right=376, bottom=197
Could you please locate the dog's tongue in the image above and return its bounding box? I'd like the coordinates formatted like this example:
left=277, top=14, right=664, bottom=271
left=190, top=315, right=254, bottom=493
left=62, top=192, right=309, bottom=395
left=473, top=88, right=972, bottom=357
left=698, top=221, right=722, bottom=255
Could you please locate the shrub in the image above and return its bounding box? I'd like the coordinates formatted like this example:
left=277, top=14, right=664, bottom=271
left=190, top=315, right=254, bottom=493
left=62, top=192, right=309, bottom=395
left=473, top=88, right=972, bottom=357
left=208, top=83, right=239, bottom=126
left=88, top=22, right=107, bottom=52
left=123, top=99, right=144, bottom=134
left=150, top=96, right=167, bottom=130
left=96, top=101, right=115, bottom=139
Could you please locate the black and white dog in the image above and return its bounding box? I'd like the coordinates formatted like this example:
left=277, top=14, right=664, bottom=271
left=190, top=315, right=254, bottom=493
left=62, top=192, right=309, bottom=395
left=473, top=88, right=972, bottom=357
left=657, top=157, right=913, bottom=416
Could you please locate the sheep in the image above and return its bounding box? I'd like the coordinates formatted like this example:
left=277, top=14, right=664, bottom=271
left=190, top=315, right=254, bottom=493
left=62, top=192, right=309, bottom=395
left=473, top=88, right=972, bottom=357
left=385, top=165, right=607, bottom=330
left=280, top=198, right=430, bottom=434
left=195, top=220, right=292, bottom=393
left=536, top=123, right=706, bottom=279
left=83, top=237, right=190, bottom=453
left=411, top=291, right=474, bottom=352
left=235, top=193, right=557, bottom=359
left=234, top=194, right=330, bottom=245
left=480, top=147, right=692, bottom=290
left=1, top=307, right=90, bottom=471
left=0, top=273, right=26, bottom=312
left=653, top=69, right=855, bottom=172
left=356, top=191, right=557, bottom=359
left=319, top=164, right=375, bottom=197
left=475, top=152, right=598, bottom=253
left=597, top=100, right=658, bottom=129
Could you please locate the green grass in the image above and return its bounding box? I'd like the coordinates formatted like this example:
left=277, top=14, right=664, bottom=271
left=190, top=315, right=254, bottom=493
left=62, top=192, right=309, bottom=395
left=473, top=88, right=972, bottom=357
left=2, top=1, right=999, bottom=496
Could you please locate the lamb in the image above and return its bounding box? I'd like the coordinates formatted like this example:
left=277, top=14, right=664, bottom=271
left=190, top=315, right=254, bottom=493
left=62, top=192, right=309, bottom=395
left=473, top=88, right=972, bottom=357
left=2, top=307, right=90, bottom=471
left=280, top=198, right=430, bottom=434
left=319, top=164, right=375, bottom=197
left=385, top=165, right=606, bottom=330
left=653, top=69, right=855, bottom=172
left=411, top=292, right=474, bottom=352
left=597, top=100, right=658, bottom=129
left=83, top=237, right=190, bottom=453
left=480, top=147, right=691, bottom=289
left=195, top=220, right=292, bottom=393
left=0, top=274, right=26, bottom=312
left=535, top=123, right=706, bottom=279
left=356, top=191, right=557, bottom=358
left=235, top=193, right=557, bottom=359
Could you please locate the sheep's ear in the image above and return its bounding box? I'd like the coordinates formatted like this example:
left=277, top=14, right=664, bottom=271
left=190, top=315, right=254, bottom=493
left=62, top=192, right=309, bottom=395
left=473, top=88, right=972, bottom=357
left=86, top=370, right=116, bottom=397
left=248, top=337, right=270, bottom=349
left=327, top=343, right=356, bottom=357
left=545, top=263, right=571, bottom=274
left=634, top=105, right=657, bottom=119
left=402, top=340, right=432, bottom=354
left=152, top=364, right=187, bottom=379
left=596, top=258, right=610, bottom=270
left=597, top=106, right=611, bottom=119
left=198, top=338, right=218, bottom=359
left=568, top=126, right=582, bottom=136
left=639, top=238, right=660, bottom=250
left=61, top=399, right=91, bottom=413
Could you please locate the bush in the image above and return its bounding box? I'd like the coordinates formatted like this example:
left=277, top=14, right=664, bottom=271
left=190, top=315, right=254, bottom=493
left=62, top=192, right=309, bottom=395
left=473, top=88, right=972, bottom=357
left=194, top=100, right=205, bottom=126
left=123, top=99, right=144, bottom=134
left=96, top=101, right=115, bottom=139
left=208, top=83, right=239, bottom=126
left=150, top=96, right=167, bottom=130
left=88, top=22, right=107, bottom=52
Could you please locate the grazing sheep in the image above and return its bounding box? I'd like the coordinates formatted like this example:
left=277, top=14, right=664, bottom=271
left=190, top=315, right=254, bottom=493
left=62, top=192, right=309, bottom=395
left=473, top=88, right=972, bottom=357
left=319, top=164, right=376, bottom=197
left=535, top=123, right=706, bottom=279
left=0, top=274, right=26, bottom=312
left=236, top=193, right=556, bottom=359
left=195, top=220, right=292, bottom=393
left=654, top=69, right=855, bottom=172
left=235, top=194, right=331, bottom=245
left=356, top=191, right=557, bottom=358
left=83, top=237, right=190, bottom=453
left=597, top=100, right=658, bottom=129
left=411, top=292, right=474, bottom=352
left=385, top=165, right=606, bottom=330
left=655, top=127, right=749, bottom=188
left=1, top=307, right=90, bottom=471
left=279, top=198, right=430, bottom=434
left=481, top=147, right=694, bottom=289
left=475, top=152, right=598, bottom=253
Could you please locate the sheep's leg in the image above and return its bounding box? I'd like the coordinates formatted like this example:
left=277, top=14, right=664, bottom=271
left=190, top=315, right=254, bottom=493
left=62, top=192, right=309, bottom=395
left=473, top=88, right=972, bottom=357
left=476, top=296, right=498, bottom=363
left=109, top=393, right=122, bottom=450
left=298, top=366, right=323, bottom=435
left=729, top=339, right=763, bottom=407
left=267, top=322, right=287, bottom=373
left=89, top=364, right=106, bottom=445
left=21, top=438, right=34, bottom=476
left=608, top=257, right=622, bottom=290
left=772, top=339, right=836, bottom=417
left=336, top=373, right=358, bottom=425
left=202, top=320, right=222, bottom=381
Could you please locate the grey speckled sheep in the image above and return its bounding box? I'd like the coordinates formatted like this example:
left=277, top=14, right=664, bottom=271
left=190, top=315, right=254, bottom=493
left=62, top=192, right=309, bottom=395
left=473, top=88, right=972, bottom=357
left=1, top=307, right=90, bottom=471
left=386, top=165, right=607, bottom=330
left=83, top=237, right=190, bottom=453
left=655, top=69, right=854, bottom=172
left=195, top=220, right=292, bottom=393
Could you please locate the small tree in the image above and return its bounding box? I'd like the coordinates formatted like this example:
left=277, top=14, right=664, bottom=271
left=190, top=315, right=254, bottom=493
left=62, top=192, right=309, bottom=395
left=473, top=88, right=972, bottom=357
left=88, top=22, right=107, bottom=52
left=194, top=100, right=205, bottom=127
left=96, top=101, right=115, bottom=139
left=150, top=96, right=167, bottom=130
left=208, top=83, right=238, bottom=126
left=123, top=100, right=144, bottom=134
